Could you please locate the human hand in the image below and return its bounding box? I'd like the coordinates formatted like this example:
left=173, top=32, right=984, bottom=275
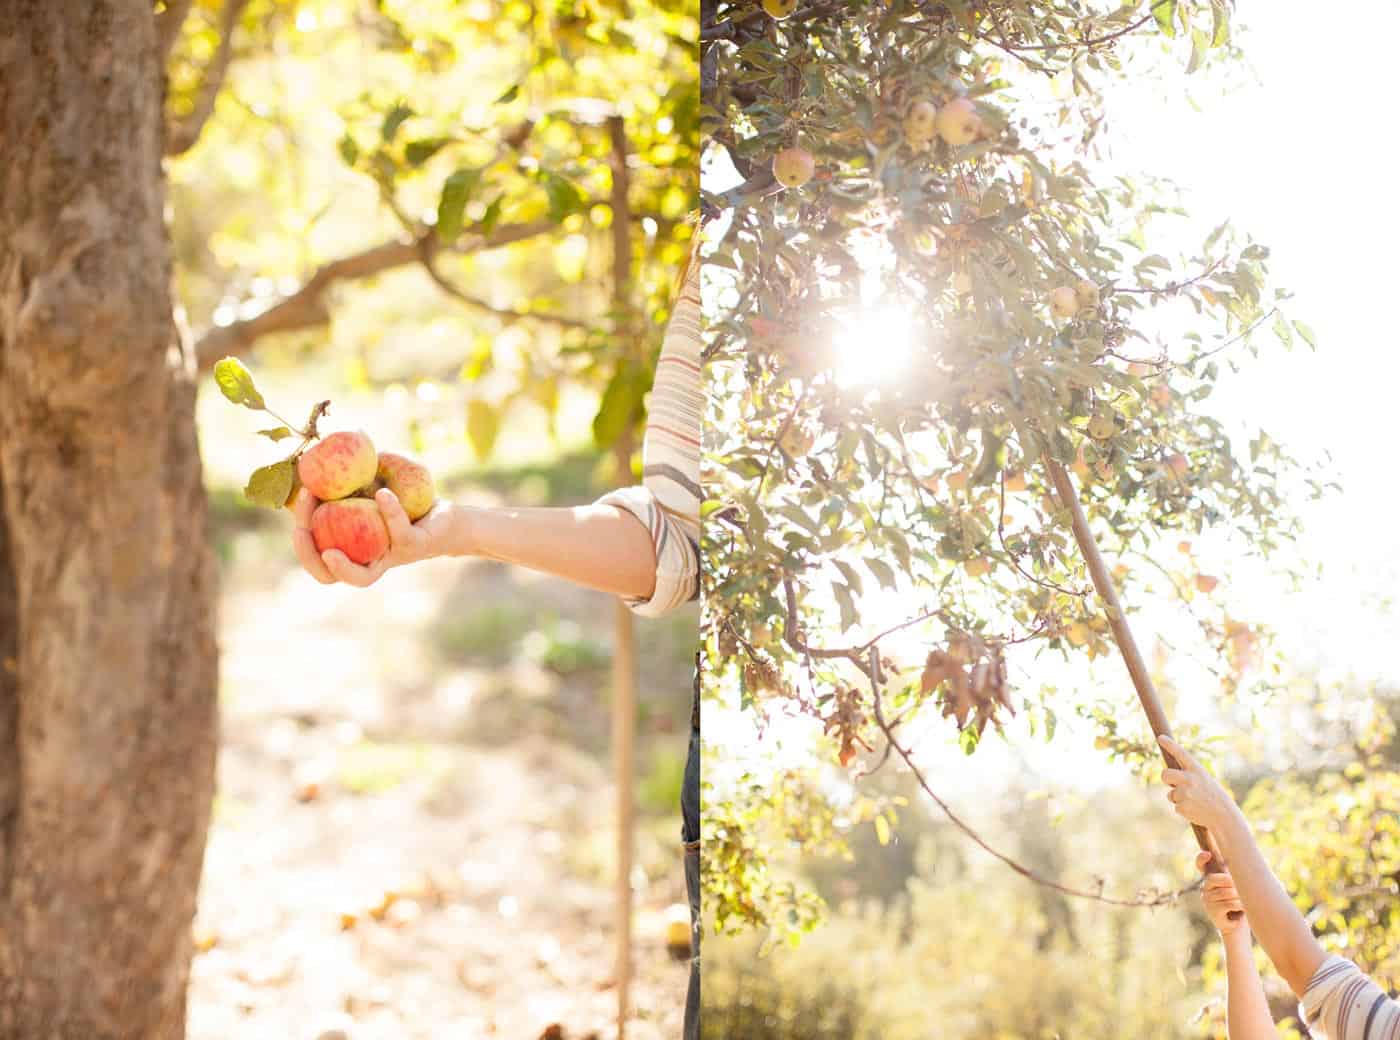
left=1158, top=734, right=1240, bottom=834
left=1197, top=851, right=1248, bottom=935
left=292, top=487, right=454, bottom=587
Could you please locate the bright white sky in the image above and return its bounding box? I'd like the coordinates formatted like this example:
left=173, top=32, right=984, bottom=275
left=706, top=4, right=1400, bottom=811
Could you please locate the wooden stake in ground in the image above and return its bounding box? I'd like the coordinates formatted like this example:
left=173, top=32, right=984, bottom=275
left=1043, top=457, right=1236, bottom=910
left=607, top=113, right=639, bottom=1038
left=611, top=587, right=638, bottom=1034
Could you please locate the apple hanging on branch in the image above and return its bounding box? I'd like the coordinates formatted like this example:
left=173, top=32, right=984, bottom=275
left=212, top=357, right=437, bottom=566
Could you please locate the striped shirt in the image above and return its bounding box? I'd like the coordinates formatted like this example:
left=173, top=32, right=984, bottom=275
left=595, top=241, right=702, bottom=618
left=1301, top=956, right=1400, bottom=1039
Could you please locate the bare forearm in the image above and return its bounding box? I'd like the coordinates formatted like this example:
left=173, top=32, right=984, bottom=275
left=1223, top=928, right=1280, bottom=1039
left=1210, top=807, right=1326, bottom=996
left=435, top=501, right=658, bottom=601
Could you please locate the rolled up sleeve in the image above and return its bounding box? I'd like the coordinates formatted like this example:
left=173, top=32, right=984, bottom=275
left=593, top=240, right=702, bottom=619
left=596, top=484, right=699, bottom=618
left=1300, top=955, right=1400, bottom=1039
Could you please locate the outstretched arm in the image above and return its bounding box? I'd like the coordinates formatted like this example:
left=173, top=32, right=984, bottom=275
left=1159, top=735, right=1327, bottom=997
left=293, top=487, right=660, bottom=599
left=295, top=228, right=704, bottom=610
left=1198, top=851, right=1280, bottom=1039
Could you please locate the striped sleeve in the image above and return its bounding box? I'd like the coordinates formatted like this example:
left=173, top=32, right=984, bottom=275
left=1300, top=955, right=1400, bottom=1039
left=595, top=247, right=702, bottom=618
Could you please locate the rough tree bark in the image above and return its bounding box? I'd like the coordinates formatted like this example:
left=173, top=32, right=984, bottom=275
left=0, top=3, right=220, bottom=1037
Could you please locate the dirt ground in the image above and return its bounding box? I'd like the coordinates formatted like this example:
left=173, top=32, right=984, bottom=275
left=187, top=490, right=697, bottom=1040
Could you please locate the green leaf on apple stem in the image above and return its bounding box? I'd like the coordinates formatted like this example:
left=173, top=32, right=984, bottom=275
left=257, top=426, right=295, bottom=442
left=283, top=466, right=303, bottom=508
left=213, top=357, right=266, bottom=411
left=244, top=460, right=295, bottom=510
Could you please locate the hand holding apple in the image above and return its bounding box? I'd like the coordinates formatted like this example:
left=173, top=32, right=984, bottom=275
left=293, top=486, right=453, bottom=587
left=213, top=356, right=440, bottom=574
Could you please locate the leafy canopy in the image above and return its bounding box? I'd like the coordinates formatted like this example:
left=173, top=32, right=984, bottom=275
left=701, top=0, right=1323, bottom=939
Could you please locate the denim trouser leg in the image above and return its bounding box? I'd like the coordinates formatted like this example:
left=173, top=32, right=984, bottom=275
left=682, top=660, right=701, bottom=1040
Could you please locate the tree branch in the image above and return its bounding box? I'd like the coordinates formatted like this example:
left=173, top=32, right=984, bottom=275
left=973, top=0, right=1172, bottom=54
left=165, top=0, right=251, bottom=157
left=417, top=247, right=590, bottom=331
left=193, top=221, right=556, bottom=369
left=156, top=0, right=195, bottom=61
left=701, top=0, right=844, bottom=41
left=866, top=648, right=1200, bottom=909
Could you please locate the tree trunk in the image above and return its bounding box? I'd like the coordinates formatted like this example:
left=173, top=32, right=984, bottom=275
left=0, top=4, right=220, bottom=1037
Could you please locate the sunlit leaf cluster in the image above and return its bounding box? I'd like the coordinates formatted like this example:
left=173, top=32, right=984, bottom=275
left=701, top=0, right=1322, bottom=933
left=170, top=0, right=698, bottom=459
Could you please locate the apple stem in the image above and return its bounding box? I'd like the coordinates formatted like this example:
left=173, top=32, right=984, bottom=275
left=260, top=399, right=331, bottom=444
left=261, top=406, right=304, bottom=434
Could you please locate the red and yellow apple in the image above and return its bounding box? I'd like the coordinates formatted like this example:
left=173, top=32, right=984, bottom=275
left=298, top=430, right=377, bottom=501
left=779, top=423, right=815, bottom=456
left=372, top=452, right=436, bottom=521
left=311, top=498, right=391, bottom=565
left=935, top=97, right=981, bottom=146
left=772, top=147, right=815, bottom=188
left=1049, top=285, right=1080, bottom=320
left=904, top=100, right=938, bottom=148
left=1087, top=409, right=1116, bottom=441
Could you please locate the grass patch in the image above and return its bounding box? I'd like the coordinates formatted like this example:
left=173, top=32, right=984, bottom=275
left=522, top=618, right=611, bottom=675
left=336, top=741, right=451, bottom=795
left=433, top=603, right=538, bottom=664
left=638, top=745, right=688, bottom=817
left=702, top=973, right=864, bottom=1040
left=206, top=484, right=279, bottom=565
left=454, top=448, right=607, bottom=506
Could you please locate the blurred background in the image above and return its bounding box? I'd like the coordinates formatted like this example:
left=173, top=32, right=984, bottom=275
left=699, top=2, right=1400, bottom=1037
left=167, top=0, right=696, bottom=1036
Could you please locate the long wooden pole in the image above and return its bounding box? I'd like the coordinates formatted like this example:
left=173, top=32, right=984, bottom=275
left=1043, top=457, right=1234, bottom=903
left=611, top=588, right=638, bottom=1034
left=607, top=113, right=638, bottom=1038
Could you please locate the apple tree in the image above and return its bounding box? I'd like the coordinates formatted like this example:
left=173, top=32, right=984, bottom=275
left=700, top=0, right=1324, bottom=940
left=0, top=1, right=695, bottom=1036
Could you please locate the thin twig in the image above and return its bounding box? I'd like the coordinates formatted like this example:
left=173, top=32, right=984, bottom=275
left=418, top=247, right=590, bottom=331
left=165, top=0, right=252, bottom=156
left=157, top=0, right=195, bottom=61
left=193, top=221, right=558, bottom=367
left=997, top=468, right=1092, bottom=597
left=867, top=647, right=1200, bottom=909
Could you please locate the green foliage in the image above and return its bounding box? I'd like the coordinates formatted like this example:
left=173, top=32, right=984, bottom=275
left=171, top=0, right=699, bottom=470
left=433, top=603, right=539, bottom=664
left=703, top=764, right=846, bottom=941
left=213, top=357, right=265, bottom=410
left=639, top=746, right=689, bottom=816
left=336, top=740, right=451, bottom=795
left=701, top=0, right=1318, bottom=935
left=704, top=820, right=1204, bottom=1039
left=242, top=459, right=295, bottom=510
left=212, top=358, right=329, bottom=507
left=529, top=618, right=613, bottom=674
left=1241, top=694, right=1400, bottom=992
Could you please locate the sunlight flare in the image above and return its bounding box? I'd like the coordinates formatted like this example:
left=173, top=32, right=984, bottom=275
left=832, top=305, right=916, bottom=387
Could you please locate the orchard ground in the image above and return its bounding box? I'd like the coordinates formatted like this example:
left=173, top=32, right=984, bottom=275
left=196, top=362, right=696, bottom=1040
